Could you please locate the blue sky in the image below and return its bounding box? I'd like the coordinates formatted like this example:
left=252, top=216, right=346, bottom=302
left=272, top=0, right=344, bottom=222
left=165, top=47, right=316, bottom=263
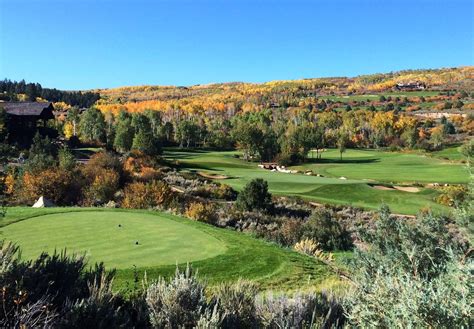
left=0, top=0, right=472, bottom=90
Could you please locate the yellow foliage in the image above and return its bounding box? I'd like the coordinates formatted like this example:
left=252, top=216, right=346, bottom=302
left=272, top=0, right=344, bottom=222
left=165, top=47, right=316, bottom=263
left=185, top=202, right=216, bottom=223
left=63, top=122, right=74, bottom=139
left=294, top=238, right=320, bottom=255
left=53, top=101, right=72, bottom=111
left=4, top=173, right=15, bottom=195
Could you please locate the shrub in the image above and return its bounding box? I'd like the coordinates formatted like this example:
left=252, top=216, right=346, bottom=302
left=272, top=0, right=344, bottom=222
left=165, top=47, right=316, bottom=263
left=435, top=185, right=468, bottom=206
left=122, top=180, right=173, bottom=209
left=293, top=238, right=321, bottom=256
left=302, top=208, right=353, bottom=251
left=214, top=280, right=258, bottom=328
left=185, top=202, right=217, bottom=224
left=275, top=218, right=304, bottom=246
left=83, top=168, right=119, bottom=205
left=235, top=178, right=273, bottom=212
left=146, top=265, right=206, bottom=328
left=83, top=152, right=123, bottom=183
left=16, top=167, right=81, bottom=205
left=345, top=207, right=471, bottom=327
left=59, top=273, right=132, bottom=328
left=256, top=292, right=345, bottom=328
left=212, top=184, right=237, bottom=200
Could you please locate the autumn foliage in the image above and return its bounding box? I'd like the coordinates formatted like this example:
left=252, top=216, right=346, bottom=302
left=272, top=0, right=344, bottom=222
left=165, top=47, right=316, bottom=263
left=122, top=180, right=174, bottom=209
left=16, top=168, right=79, bottom=205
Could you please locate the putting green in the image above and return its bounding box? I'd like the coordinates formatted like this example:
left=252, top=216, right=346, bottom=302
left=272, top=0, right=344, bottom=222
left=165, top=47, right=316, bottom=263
left=1, top=208, right=334, bottom=291
left=1, top=211, right=226, bottom=269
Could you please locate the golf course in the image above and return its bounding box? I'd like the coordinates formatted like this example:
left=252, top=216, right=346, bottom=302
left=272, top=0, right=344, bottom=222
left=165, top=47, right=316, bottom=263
left=1, top=208, right=334, bottom=291
left=165, top=147, right=469, bottom=215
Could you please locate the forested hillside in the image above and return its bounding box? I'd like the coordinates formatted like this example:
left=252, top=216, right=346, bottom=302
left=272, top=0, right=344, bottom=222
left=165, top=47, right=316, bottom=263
left=95, top=66, right=474, bottom=115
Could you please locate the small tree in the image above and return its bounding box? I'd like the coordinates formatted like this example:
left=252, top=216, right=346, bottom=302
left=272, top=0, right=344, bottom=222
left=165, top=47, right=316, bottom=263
left=337, top=131, right=349, bottom=161
left=235, top=178, right=272, bottom=212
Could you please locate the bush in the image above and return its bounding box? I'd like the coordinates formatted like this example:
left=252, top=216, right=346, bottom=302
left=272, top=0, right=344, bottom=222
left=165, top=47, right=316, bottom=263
left=435, top=185, right=468, bottom=206
left=146, top=265, right=206, bottom=328
left=214, top=280, right=258, bottom=328
left=293, top=238, right=321, bottom=256
left=185, top=202, right=217, bottom=224
left=345, top=207, right=471, bottom=327
left=16, top=167, right=81, bottom=205
left=302, top=209, right=353, bottom=251
left=256, top=292, right=345, bottom=328
left=83, top=152, right=123, bottom=183
left=235, top=178, right=273, bottom=212
left=274, top=218, right=304, bottom=246
left=83, top=168, right=119, bottom=206
left=58, top=273, right=134, bottom=328
left=122, top=180, right=173, bottom=209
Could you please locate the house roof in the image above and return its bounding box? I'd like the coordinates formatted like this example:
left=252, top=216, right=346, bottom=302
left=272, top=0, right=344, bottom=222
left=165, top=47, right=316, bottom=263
left=0, top=102, right=54, bottom=118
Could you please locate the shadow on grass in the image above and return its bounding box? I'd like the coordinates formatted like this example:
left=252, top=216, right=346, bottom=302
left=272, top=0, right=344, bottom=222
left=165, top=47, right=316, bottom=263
left=306, top=158, right=380, bottom=164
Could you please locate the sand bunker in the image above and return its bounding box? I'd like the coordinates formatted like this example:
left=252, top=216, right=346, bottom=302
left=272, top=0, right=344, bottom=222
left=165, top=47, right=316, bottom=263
left=394, top=186, right=420, bottom=193
left=198, top=172, right=229, bottom=179
left=372, top=185, right=419, bottom=193
left=372, top=185, right=395, bottom=191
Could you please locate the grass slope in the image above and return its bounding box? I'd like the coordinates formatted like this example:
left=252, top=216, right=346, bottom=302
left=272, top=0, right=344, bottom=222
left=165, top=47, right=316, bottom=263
left=1, top=208, right=332, bottom=291
left=165, top=148, right=468, bottom=214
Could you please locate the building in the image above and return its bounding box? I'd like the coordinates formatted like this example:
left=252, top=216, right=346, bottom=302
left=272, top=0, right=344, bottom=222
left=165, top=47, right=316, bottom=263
left=1, top=102, right=56, bottom=144
left=395, top=82, right=427, bottom=91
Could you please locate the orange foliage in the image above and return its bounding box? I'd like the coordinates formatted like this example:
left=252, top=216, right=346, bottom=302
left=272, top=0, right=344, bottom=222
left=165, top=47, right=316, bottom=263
left=122, top=181, right=173, bottom=209
left=185, top=202, right=217, bottom=224
left=18, top=168, right=78, bottom=205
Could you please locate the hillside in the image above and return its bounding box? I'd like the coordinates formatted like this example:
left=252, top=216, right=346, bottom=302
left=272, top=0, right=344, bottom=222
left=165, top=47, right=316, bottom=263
left=95, top=66, right=474, bottom=115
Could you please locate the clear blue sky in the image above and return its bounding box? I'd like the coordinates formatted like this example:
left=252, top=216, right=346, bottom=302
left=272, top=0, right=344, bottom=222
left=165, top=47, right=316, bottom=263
left=0, top=0, right=472, bottom=90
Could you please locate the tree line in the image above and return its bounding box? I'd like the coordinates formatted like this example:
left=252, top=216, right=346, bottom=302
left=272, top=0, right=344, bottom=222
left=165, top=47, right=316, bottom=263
left=71, top=106, right=463, bottom=164
left=0, top=79, right=100, bottom=108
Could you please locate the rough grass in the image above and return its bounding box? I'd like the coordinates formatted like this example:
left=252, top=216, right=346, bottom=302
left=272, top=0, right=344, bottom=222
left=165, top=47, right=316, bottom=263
left=0, top=208, right=334, bottom=292
left=164, top=148, right=468, bottom=214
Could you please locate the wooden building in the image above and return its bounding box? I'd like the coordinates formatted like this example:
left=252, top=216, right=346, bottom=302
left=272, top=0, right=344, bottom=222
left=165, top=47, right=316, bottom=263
left=1, top=102, right=55, bottom=144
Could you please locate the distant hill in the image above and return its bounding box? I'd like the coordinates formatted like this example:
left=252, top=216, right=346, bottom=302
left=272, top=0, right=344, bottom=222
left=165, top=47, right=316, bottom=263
left=94, top=66, right=474, bottom=114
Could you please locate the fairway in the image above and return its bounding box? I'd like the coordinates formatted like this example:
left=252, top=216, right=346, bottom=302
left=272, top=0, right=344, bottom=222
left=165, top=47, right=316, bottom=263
left=1, top=211, right=226, bottom=269
left=1, top=208, right=332, bottom=291
left=165, top=148, right=469, bottom=214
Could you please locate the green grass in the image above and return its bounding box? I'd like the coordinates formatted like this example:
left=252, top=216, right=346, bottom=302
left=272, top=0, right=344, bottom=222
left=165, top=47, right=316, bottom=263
left=298, top=149, right=468, bottom=184
left=430, top=145, right=465, bottom=161
left=1, top=211, right=226, bottom=268
left=164, top=148, right=468, bottom=214
left=320, top=91, right=439, bottom=102
left=1, top=208, right=332, bottom=291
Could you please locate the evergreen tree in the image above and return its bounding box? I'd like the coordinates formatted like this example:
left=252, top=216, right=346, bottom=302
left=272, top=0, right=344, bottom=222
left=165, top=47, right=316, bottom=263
left=235, top=178, right=273, bottom=212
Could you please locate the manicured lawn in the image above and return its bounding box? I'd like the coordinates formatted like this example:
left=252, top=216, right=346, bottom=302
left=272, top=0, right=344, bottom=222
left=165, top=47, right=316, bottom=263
left=430, top=145, right=465, bottom=161
left=164, top=148, right=468, bottom=214
left=1, top=211, right=226, bottom=268
left=298, top=149, right=468, bottom=184
left=320, top=91, right=439, bottom=102
left=1, top=208, right=332, bottom=292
